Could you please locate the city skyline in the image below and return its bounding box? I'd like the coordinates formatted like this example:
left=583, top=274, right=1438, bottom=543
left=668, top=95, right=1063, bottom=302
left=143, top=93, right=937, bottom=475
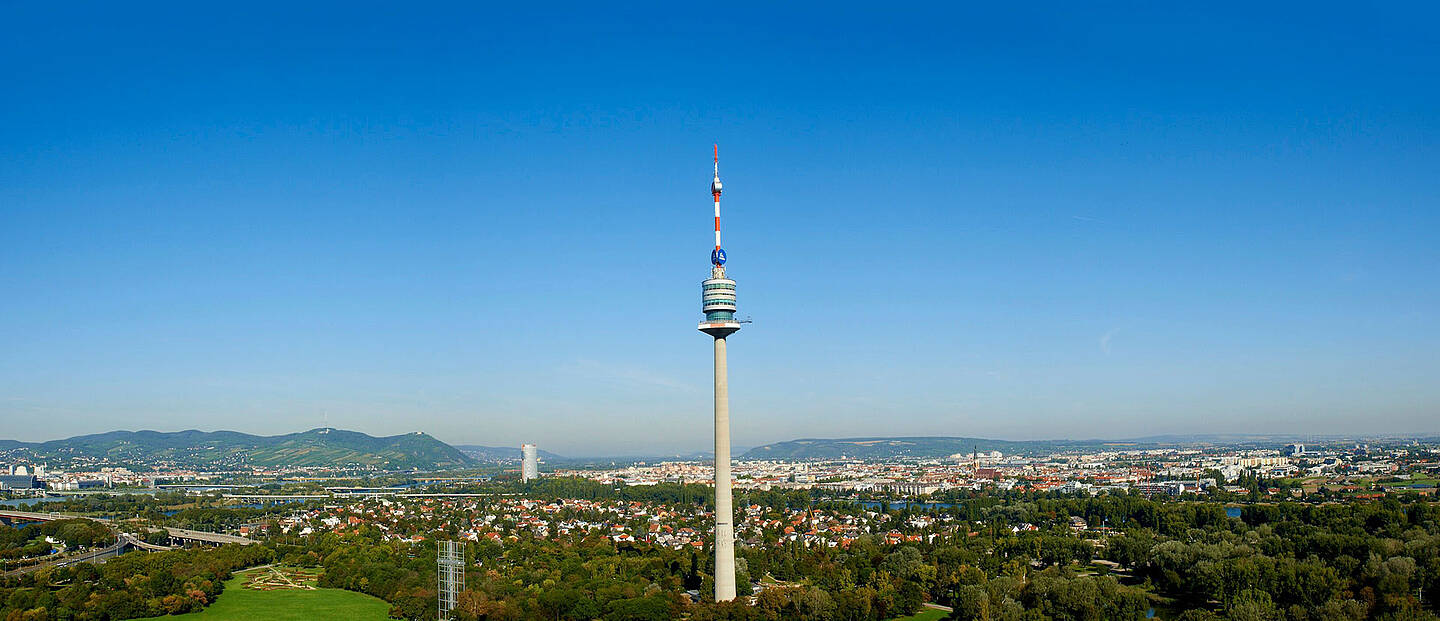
left=3, top=4, right=1438, bottom=456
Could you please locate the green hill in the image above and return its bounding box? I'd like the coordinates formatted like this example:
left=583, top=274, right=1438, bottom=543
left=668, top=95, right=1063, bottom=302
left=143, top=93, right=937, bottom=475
left=11, top=428, right=477, bottom=470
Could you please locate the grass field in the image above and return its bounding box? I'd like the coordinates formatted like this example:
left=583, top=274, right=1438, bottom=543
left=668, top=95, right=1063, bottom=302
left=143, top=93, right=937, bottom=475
left=889, top=608, right=949, bottom=620
left=139, top=566, right=390, bottom=621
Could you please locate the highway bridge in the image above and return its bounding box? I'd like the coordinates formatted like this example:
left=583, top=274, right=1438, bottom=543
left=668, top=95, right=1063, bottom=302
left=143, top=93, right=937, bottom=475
left=0, top=509, right=257, bottom=546
left=5, top=540, right=127, bottom=576
left=160, top=527, right=256, bottom=546
left=123, top=533, right=175, bottom=552
left=222, top=494, right=329, bottom=500
left=0, top=509, right=98, bottom=526
left=325, top=487, right=407, bottom=496
left=3, top=534, right=175, bottom=576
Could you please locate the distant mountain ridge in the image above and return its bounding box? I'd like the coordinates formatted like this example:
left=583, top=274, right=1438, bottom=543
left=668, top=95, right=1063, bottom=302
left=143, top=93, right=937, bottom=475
left=740, top=436, right=1096, bottom=460
left=455, top=445, right=565, bottom=462
left=1, top=429, right=477, bottom=470
left=740, top=433, right=1437, bottom=460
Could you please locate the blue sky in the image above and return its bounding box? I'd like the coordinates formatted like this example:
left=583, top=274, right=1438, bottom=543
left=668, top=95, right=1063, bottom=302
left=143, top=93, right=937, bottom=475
left=2, top=3, right=1437, bottom=455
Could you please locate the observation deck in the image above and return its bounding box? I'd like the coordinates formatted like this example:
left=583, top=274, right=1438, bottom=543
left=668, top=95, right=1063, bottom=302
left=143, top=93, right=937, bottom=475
left=699, top=266, right=741, bottom=338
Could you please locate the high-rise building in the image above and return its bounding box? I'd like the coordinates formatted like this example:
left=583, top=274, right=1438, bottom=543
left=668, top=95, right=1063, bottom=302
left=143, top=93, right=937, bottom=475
left=521, top=443, right=539, bottom=482
left=698, top=145, right=742, bottom=602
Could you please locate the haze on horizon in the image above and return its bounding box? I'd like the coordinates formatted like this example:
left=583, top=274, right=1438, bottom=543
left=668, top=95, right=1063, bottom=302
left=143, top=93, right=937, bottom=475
left=2, top=4, right=1437, bottom=457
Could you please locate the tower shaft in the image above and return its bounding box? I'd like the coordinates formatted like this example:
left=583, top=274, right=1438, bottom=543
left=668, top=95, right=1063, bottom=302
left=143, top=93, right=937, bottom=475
left=712, top=336, right=736, bottom=602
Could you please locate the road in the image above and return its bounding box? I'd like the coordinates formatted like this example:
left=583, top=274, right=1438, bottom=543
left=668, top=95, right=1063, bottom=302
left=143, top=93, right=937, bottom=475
left=3, top=533, right=186, bottom=577
left=0, top=509, right=258, bottom=546
left=162, top=527, right=256, bottom=546
left=5, top=539, right=126, bottom=576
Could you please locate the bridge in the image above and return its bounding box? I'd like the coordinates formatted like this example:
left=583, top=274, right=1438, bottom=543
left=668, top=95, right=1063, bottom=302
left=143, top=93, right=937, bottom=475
left=222, top=494, right=329, bottom=500
left=0, top=509, right=73, bottom=524
left=4, top=540, right=127, bottom=576
left=2, top=534, right=176, bottom=576
left=325, top=487, right=407, bottom=496
left=411, top=476, right=490, bottom=482
left=0, top=509, right=257, bottom=546
left=161, top=527, right=256, bottom=546
left=122, top=533, right=176, bottom=552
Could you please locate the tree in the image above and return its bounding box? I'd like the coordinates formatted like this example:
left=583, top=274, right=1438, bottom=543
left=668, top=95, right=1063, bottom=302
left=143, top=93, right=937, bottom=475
left=950, top=584, right=991, bottom=621
left=1227, top=589, right=1279, bottom=621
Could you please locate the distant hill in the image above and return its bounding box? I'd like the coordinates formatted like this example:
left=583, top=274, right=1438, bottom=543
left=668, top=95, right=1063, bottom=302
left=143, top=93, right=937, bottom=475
left=740, top=436, right=1132, bottom=460
left=455, top=445, right=565, bottom=462
left=738, top=433, right=1440, bottom=460
left=1123, top=433, right=1348, bottom=444
left=2, top=429, right=477, bottom=470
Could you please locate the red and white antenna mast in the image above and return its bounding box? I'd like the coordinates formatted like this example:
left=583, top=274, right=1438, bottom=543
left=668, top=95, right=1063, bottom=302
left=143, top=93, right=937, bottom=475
left=711, top=144, right=724, bottom=261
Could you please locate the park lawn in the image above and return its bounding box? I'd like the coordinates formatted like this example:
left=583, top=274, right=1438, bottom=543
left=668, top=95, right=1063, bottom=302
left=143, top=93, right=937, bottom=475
left=139, top=567, right=390, bottom=621
left=889, top=608, right=949, bottom=621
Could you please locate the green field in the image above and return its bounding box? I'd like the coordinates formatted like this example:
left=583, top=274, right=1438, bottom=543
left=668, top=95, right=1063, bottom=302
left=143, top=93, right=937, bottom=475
left=889, top=608, right=949, bottom=621
left=139, top=567, right=390, bottom=621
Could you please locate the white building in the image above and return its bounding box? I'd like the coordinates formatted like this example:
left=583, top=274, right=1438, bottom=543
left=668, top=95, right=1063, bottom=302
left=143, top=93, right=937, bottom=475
left=521, top=444, right=539, bottom=482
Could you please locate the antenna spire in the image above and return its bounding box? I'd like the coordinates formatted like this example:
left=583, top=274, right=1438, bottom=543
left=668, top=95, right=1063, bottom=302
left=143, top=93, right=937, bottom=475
left=710, top=143, right=725, bottom=266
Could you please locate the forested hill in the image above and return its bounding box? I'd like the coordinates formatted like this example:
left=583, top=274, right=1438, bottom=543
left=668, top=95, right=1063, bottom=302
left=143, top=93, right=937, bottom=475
left=6, top=428, right=477, bottom=470
left=739, top=436, right=1137, bottom=460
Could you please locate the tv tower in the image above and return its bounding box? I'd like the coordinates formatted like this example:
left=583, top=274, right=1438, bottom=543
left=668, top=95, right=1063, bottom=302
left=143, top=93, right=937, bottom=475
left=699, top=144, right=741, bottom=602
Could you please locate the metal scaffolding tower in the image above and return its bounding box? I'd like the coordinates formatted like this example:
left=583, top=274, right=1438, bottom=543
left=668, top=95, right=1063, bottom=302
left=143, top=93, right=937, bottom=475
left=437, top=540, right=464, bottom=618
